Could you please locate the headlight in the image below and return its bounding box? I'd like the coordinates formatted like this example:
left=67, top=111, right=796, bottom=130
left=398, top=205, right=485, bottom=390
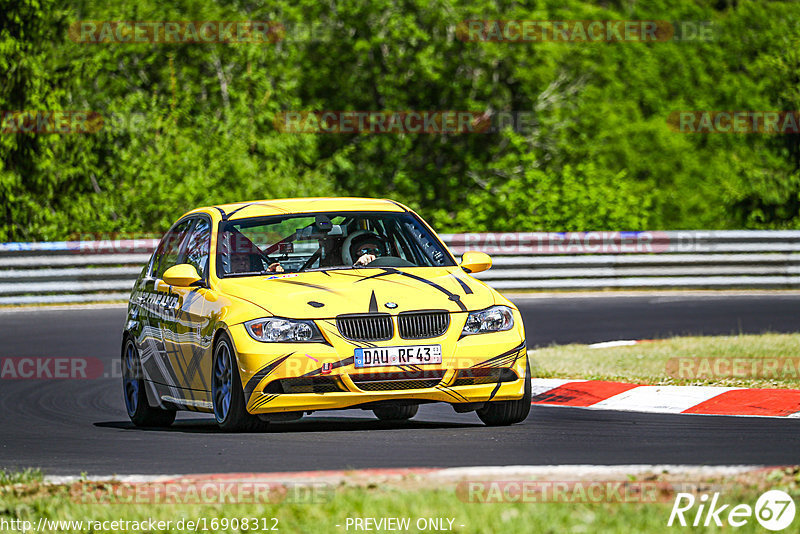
left=462, top=306, right=515, bottom=336
left=244, top=317, right=325, bottom=343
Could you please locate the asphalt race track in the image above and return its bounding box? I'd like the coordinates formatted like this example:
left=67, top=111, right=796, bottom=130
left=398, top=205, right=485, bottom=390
left=1, top=293, right=799, bottom=475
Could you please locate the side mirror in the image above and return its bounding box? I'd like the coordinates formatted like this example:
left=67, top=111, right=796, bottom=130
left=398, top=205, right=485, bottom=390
left=460, top=251, right=492, bottom=274
left=162, top=264, right=202, bottom=287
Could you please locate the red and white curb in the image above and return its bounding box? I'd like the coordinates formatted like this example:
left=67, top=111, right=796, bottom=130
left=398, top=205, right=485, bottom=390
left=528, top=338, right=800, bottom=417
left=530, top=379, right=800, bottom=418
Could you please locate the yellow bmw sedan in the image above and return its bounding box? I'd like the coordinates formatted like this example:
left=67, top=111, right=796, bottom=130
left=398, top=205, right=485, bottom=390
left=121, top=197, right=530, bottom=431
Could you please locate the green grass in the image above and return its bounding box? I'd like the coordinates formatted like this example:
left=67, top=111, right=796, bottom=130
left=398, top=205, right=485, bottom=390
left=2, top=468, right=800, bottom=533
left=0, top=469, right=43, bottom=485
left=530, top=333, right=800, bottom=389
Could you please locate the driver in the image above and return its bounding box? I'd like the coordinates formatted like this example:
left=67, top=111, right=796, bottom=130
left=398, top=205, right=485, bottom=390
left=350, top=232, right=388, bottom=266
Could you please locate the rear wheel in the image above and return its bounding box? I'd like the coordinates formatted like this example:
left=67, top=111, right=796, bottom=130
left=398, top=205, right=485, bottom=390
left=476, top=360, right=531, bottom=426
left=373, top=404, right=419, bottom=421
left=212, top=334, right=269, bottom=432
left=122, top=338, right=175, bottom=428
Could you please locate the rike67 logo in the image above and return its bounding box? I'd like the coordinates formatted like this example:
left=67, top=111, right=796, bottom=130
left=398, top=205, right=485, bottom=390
left=668, top=490, right=796, bottom=531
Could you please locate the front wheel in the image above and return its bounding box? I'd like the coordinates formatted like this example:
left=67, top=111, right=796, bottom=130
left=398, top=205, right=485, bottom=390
left=373, top=404, right=419, bottom=421
left=122, top=338, right=175, bottom=428
left=212, top=334, right=269, bottom=432
left=476, top=360, right=531, bottom=426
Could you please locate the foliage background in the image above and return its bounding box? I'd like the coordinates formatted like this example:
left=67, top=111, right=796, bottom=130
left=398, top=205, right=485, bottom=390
left=2, top=0, right=800, bottom=241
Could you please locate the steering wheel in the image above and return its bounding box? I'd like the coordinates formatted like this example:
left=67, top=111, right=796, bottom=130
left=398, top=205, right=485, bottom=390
left=366, top=256, right=415, bottom=267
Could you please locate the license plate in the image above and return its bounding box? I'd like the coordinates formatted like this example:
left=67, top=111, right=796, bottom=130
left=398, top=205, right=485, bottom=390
left=354, top=345, right=442, bottom=368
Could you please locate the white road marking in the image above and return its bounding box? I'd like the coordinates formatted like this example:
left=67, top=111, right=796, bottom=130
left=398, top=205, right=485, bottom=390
left=588, top=340, right=641, bottom=348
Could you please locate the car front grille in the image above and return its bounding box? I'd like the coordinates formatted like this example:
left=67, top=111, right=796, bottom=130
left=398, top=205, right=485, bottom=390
left=398, top=310, right=450, bottom=339
left=352, top=371, right=445, bottom=391
left=336, top=313, right=393, bottom=341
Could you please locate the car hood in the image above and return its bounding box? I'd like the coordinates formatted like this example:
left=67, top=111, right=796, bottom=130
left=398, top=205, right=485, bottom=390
left=216, top=266, right=496, bottom=319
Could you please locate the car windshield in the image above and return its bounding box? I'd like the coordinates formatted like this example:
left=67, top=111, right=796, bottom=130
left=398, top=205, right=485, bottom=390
left=217, top=211, right=455, bottom=276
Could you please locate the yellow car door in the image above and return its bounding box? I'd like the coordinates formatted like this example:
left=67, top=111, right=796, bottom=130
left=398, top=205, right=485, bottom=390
left=157, top=215, right=214, bottom=409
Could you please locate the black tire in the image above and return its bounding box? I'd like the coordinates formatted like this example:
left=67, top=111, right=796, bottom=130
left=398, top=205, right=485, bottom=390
left=476, top=359, right=532, bottom=426
left=373, top=404, right=419, bottom=421
left=122, top=337, right=176, bottom=428
left=212, top=333, right=269, bottom=432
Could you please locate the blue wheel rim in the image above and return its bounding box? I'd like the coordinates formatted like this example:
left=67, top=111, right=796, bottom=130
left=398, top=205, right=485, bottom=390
left=123, top=341, right=139, bottom=416
left=213, top=342, right=233, bottom=422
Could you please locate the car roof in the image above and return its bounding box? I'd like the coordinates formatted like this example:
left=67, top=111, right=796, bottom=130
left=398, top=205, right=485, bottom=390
left=188, top=197, right=408, bottom=221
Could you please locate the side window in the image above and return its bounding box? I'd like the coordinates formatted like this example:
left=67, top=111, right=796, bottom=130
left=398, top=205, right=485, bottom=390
left=183, top=218, right=211, bottom=279
left=152, top=219, right=192, bottom=280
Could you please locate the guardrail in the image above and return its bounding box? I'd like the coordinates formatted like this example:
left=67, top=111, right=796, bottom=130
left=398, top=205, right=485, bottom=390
left=1, top=231, right=799, bottom=304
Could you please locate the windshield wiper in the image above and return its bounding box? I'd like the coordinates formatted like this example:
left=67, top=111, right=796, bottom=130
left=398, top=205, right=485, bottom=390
left=304, top=265, right=362, bottom=272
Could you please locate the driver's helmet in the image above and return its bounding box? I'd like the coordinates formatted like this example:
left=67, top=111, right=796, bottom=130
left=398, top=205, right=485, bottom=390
left=349, top=232, right=389, bottom=262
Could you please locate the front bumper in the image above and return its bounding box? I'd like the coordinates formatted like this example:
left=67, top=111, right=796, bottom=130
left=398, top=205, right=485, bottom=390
left=229, top=310, right=528, bottom=415
left=246, top=376, right=527, bottom=414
